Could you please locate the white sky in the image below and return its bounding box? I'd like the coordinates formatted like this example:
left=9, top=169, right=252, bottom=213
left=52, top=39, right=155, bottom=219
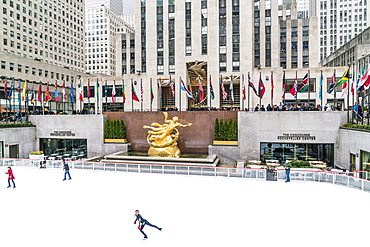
left=0, top=167, right=369, bottom=247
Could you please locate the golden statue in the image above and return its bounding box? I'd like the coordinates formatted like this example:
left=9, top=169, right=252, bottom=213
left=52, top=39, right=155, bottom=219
left=143, top=112, right=192, bottom=158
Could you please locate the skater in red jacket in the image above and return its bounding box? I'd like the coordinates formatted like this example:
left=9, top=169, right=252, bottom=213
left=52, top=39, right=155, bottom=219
left=5, top=167, right=16, bottom=188
left=134, top=210, right=162, bottom=240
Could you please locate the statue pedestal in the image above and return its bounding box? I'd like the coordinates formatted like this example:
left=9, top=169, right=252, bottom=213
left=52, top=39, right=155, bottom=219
left=148, top=146, right=180, bottom=158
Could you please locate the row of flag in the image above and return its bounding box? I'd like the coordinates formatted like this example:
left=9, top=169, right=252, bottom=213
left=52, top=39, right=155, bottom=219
left=2, top=79, right=76, bottom=103
left=3, top=67, right=369, bottom=105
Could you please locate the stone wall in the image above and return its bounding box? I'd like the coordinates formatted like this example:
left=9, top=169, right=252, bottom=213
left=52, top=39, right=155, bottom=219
left=338, top=128, right=370, bottom=170
left=0, top=126, right=36, bottom=158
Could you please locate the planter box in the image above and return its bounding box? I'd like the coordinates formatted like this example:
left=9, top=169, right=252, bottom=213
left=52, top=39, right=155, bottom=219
left=213, top=141, right=238, bottom=146
left=104, top=139, right=127, bottom=143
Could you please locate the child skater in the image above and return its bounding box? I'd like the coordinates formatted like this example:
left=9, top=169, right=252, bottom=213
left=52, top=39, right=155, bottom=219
left=134, top=210, right=162, bottom=240
left=5, top=167, right=15, bottom=188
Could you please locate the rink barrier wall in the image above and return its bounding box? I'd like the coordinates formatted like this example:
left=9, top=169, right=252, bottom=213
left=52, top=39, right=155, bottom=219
left=1, top=158, right=370, bottom=193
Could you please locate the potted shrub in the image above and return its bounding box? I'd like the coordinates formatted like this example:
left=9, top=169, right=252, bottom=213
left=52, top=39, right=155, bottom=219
left=29, top=151, right=44, bottom=160
left=213, top=118, right=238, bottom=146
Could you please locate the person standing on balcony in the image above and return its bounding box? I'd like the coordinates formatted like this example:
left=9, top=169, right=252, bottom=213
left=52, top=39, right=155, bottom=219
left=62, top=159, right=72, bottom=181
left=5, top=167, right=15, bottom=188
left=134, top=210, right=162, bottom=240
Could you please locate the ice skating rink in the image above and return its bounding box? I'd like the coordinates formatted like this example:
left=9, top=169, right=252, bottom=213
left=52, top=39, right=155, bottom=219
left=0, top=167, right=369, bottom=247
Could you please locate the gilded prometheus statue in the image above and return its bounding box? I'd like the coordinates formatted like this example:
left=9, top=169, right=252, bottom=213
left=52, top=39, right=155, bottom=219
left=143, top=112, right=192, bottom=158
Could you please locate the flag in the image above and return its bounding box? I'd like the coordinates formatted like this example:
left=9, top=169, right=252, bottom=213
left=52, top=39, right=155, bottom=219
left=17, top=79, right=21, bottom=103
left=341, top=77, right=349, bottom=98
left=3, top=79, right=7, bottom=100
left=336, top=67, right=350, bottom=87
left=180, top=79, right=193, bottom=99
left=209, top=76, right=215, bottom=100
left=62, top=81, right=66, bottom=102
left=21, top=81, right=27, bottom=101
left=70, top=82, right=75, bottom=103
left=318, top=71, right=323, bottom=100
left=248, top=72, right=258, bottom=97
left=7, top=78, right=14, bottom=100
left=169, top=76, right=175, bottom=97
left=123, top=80, right=127, bottom=103
left=299, top=73, right=309, bottom=92
left=198, top=76, right=204, bottom=101
left=95, top=79, right=99, bottom=101
left=45, top=83, right=52, bottom=102
left=104, top=81, right=108, bottom=102
left=78, top=84, right=83, bottom=102
left=258, top=74, right=265, bottom=98
left=150, top=78, right=154, bottom=103
left=281, top=71, right=286, bottom=99
left=140, top=79, right=143, bottom=102
left=290, top=76, right=298, bottom=98
left=229, top=75, right=234, bottom=101
left=158, top=80, right=162, bottom=104
left=87, top=79, right=91, bottom=100
left=242, top=74, right=246, bottom=100
left=132, top=80, right=140, bottom=102
left=327, top=71, right=336, bottom=94
left=270, top=72, right=274, bottom=100
left=112, top=81, right=116, bottom=103
left=30, top=83, right=35, bottom=104
left=351, top=71, right=355, bottom=96
left=37, top=82, right=41, bottom=102
left=359, top=66, right=370, bottom=89
left=54, top=81, right=59, bottom=102
left=220, top=76, right=227, bottom=100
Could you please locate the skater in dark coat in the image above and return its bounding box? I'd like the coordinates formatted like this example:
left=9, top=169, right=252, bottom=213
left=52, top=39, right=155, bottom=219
left=134, top=210, right=162, bottom=239
left=5, top=167, right=16, bottom=188
left=62, top=159, right=72, bottom=181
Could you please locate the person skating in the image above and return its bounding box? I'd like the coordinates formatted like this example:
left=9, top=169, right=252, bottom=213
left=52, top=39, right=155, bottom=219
left=62, top=159, right=72, bottom=181
left=5, top=167, right=16, bottom=188
left=134, top=210, right=162, bottom=240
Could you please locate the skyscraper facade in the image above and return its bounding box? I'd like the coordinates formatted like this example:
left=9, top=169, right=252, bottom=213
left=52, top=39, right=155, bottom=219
left=85, top=0, right=124, bottom=16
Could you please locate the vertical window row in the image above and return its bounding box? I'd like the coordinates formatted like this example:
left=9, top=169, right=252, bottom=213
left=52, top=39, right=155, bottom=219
left=219, top=0, right=226, bottom=71
left=141, top=0, right=146, bottom=73
left=157, top=0, right=164, bottom=74
left=169, top=0, right=175, bottom=73
left=185, top=0, right=192, bottom=56
left=232, top=0, right=239, bottom=71
left=254, top=0, right=260, bottom=68
left=265, top=2, right=271, bottom=67
left=201, top=0, right=207, bottom=55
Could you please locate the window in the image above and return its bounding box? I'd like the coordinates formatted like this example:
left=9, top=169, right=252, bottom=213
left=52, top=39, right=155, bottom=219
left=1, top=61, right=6, bottom=69
left=10, top=63, right=14, bottom=71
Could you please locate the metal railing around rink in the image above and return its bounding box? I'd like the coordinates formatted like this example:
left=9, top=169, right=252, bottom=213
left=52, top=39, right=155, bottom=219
left=2, top=158, right=370, bottom=193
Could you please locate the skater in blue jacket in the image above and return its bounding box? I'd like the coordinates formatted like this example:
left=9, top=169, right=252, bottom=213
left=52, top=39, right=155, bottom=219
left=134, top=210, right=162, bottom=239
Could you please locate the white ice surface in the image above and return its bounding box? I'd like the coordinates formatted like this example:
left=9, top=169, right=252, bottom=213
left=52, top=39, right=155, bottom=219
left=0, top=167, right=369, bottom=247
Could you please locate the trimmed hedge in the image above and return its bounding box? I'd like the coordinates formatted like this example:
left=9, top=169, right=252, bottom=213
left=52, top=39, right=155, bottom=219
left=342, top=123, right=370, bottom=130
left=0, top=123, right=34, bottom=128
left=104, top=119, right=126, bottom=139
left=214, top=118, right=238, bottom=141
left=289, top=160, right=311, bottom=168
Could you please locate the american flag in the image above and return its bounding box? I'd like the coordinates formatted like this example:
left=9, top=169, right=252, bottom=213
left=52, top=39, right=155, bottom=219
left=169, top=76, right=175, bottom=97
left=220, top=76, right=227, bottom=100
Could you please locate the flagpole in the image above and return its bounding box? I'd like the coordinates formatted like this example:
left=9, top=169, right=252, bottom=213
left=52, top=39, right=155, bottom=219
left=122, top=79, right=125, bottom=112
left=259, top=72, right=261, bottom=109
left=179, top=76, right=182, bottom=111
left=333, top=69, right=336, bottom=110
left=149, top=78, right=152, bottom=112
left=283, top=71, right=286, bottom=105
left=347, top=64, right=351, bottom=122
left=320, top=70, right=323, bottom=111
left=241, top=74, right=243, bottom=110
left=270, top=71, right=273, bottom=107
left=209, top=75, right=212, bottom=109
left=295, top=71, right=298, bottom=107
left=220, top=74, right=222, bottom=108
left=247, top=73, right=250, bottom=111
left=131, top=79, right=134, bottom=112
left=308, top=70, right=310, bottom=105
left=140, top=79, right=143, bottom=112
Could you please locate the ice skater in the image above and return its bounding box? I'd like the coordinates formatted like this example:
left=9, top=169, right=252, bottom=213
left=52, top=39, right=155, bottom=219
left=5, top=167, right=16, bottom=188
left=134, top=210, right=162, bottom=240
left=62, top=159, right=72, bottom=181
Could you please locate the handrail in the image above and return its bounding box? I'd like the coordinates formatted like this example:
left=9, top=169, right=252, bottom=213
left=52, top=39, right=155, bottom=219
left=1, top=158, right=370, bottom=193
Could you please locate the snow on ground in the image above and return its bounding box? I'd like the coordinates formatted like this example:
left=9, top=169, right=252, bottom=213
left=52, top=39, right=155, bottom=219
left=0, top=167, right=369, bottom=247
